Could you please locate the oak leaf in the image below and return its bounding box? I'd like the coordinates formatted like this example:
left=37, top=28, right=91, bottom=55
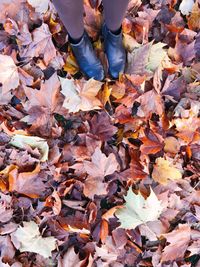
left=60, top=77, right=103, bottom=113
left=12, top=221, right=56, bottom=258
left=115, top=187, right=163, bottom=229
left=152, top=157, right=182, bottom=185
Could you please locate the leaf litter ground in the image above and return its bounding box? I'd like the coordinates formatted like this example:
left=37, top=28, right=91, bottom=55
left=0, top=0, right=200, bottom=266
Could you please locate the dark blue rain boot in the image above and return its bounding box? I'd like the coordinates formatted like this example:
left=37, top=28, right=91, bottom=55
left=102, top=23, right=126, bottom=79
left=69, top=31, right=105, bottom=81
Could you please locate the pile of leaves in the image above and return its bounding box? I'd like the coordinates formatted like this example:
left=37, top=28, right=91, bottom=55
left=0, top=0, right=200, bottom=266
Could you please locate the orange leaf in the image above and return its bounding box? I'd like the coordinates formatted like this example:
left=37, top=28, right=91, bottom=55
left=100, top=219, right=109, bottom=243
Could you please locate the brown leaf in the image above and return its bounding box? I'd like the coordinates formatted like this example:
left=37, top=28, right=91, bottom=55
left=8, top=164, right=46, bottom=198
left=140, top=130, right=164, bottom=155
left=161, top=224, right=191, bottom=262
left=136, top=90, right=164, bottom=118
left=21, top=23, right=57, bottom=65
left=83, top=176, right=107, bottom=199
left=89, top=111, right=117, bottom=141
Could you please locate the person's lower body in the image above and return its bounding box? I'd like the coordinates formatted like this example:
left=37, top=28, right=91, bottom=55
left=52, top=0, right=129, bottom=80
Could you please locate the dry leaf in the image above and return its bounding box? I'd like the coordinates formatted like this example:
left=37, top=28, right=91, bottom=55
left=152, top=157, right=182, bottom=185
left=60, top=77, right=103, bottom=113
left=12, top=221, right=56, bottom=258
left=0, top=55, right=19, bottom=94
left=115, top=187, right=163, bottom=229
left=9, top=134, right=49, bottom=162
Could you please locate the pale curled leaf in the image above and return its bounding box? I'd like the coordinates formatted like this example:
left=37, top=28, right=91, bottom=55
left=179, top=0, right=194, bottom=15
left=0, top=55, right=19, bottom=94
left=115, top=187, right=163, bottom=229
left=9, top=134, right=49, bottom=162
left=12, top=221, right=56, bottom=258
left=27, top=0, right=49, bottom=13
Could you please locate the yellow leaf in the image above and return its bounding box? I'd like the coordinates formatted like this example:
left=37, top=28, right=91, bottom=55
left=152, top=157, right=182, bottom=185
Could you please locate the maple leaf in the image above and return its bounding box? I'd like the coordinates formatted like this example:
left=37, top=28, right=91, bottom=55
left=89, top=111, right=117, bottom=141
left=140, top=130, right=164, bottom=155
left=58, top=247, right=83, bottom=267
left=115, top=187, right=163, bottom=229
left=0, top=55, right=19, bottom=94
left=179, top=0, right=194, bottom=15
left=11, top=221, right=56, bottom=258
left=83, top=176, right=108, bottom=199
left=83, top=147, right=119, bottom=178
left=9, top=134, right=49, bottom=162
left=60, top=77, right=103, bottom=113
left=136, top=90, right=164, bottom=118
left=0, top=0, right=27, bottom=23
left=21, top=23, right=57, bottom=65
left=188, top=1, right=200, bottom=31
left=27, top=0, right=49, bottom=14
left=21, top=73, right=61, bottom=135
left=126, top=42, right=167, bottom=76
left=152, top=157, right=182, bottom=185
left=8, top=164, right=46, bottom=198
left=161, top=224, right=191, bottom=262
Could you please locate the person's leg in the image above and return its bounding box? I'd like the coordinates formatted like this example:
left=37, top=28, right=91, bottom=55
left=102, top=0, right=129, bottom=79
left=102, top=0, right=129, bottom=33
left=52, top=0, right=105, bottom=81
left=52, top=0, right=84, bottom=42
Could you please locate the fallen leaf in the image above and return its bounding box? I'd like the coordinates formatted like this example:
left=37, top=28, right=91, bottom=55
left=161, top=224, right=191, bottom=262
left=8, top=164, right=46, bottom=198
left=58, top=247, right=82, bottom=267
left=164, top=136, right=180, bottom=154
left=152, top=157, right=182, bottom=185
left=27, top=0, right=49, bottom=14
left=60, top=77, right=103, bottom=112
left=83, top=147, right=119, bottom=178
left=83, top=176, right=108, bottom=199
left=21, top=23, right=57, bottom=65
left=179, top=0, right=194, bottom=15
left=115, top=187, right=163, bottom=229
left=12, top=221, right=56, bottom=258
left=0, top=55, right=19, bottom=94
left=9, top=134, right=49, bottom=162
